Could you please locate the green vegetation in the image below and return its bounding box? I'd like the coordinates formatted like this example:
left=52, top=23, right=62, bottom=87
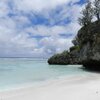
left=48, top=51, right=69, bottom=65
left=78, top=0, right=94, bottom=26
left=78, top=0, right=100, bottom=26
left=70, top=46, right=80, bottom=52
left=94, top=0, right=100, bottom=21
left=48, top=0, right=100, bottom=70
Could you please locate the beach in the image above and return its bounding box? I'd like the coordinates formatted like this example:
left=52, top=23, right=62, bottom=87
left=1, top=73, right=100, bottom=100
left=1, top=0, right=100, bottom=100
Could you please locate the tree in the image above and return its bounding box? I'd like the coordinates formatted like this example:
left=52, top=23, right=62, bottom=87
left=78, top=0, right=94, bottom=26
left=94, top=0, right=100, bottom=21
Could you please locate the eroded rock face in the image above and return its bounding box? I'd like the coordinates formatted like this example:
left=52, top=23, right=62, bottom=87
left=48, top=48, right=81, bottom=65
left=48, top=20, right=100, bottom=69
left=77, top=21, right=100, bottom=68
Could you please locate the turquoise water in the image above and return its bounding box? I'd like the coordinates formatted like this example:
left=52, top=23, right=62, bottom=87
left=0, top=58, right=87, bottom=91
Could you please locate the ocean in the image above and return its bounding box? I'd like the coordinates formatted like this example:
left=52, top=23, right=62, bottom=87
left=0, top=58, right=88, bottom=91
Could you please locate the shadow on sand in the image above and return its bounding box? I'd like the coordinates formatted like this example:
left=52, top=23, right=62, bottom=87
left=80, top=65, right=100, bottom=73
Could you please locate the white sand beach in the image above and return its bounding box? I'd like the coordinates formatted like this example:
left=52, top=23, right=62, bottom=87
left=1, top=73, right=100, bottom=100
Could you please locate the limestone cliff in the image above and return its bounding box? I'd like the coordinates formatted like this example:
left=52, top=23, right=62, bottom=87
left=78, top=20, right=100, bottom=69
left=48, top=20, right=100, bottom=70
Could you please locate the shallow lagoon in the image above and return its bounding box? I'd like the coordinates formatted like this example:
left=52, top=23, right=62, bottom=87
left=0, top=58, right=89, bottom=91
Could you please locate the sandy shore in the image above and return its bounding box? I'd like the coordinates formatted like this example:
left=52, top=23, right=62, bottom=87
left=1, top=73, right=100, bottom=100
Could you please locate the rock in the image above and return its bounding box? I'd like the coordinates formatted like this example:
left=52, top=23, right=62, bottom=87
left=48, top=20, right=100, bottom=70
left=48, top=46, right=81, bottom=65
left=77, top=20, right=100, bottom=69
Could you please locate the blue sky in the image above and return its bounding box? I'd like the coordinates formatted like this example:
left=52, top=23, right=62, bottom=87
left=0, top=0, right=87, bottom=58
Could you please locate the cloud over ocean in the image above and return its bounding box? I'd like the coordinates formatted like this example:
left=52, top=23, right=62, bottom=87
left=0, top=0, right=85, bottom=58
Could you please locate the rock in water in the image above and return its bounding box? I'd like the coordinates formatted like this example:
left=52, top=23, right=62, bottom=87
left=48, top=20, right=100, bottom=70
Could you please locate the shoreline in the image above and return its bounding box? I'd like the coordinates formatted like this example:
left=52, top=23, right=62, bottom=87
left=1, top=73, right=100, bottom=100
left=0, top=65, right=87, bottom=92
left=0, top=73, right=89, bottom=92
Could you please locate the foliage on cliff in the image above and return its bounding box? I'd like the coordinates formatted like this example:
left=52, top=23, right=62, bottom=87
left=48, top=0, right=100, bottom=70
left=48, top=51, right=69, bottom=65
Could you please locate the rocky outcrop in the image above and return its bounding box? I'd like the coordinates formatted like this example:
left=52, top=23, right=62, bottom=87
left=77, top=20, right=100, bottom=70
left=48, top=49, right=80, bottom=65
left=48, top=45, right=81, bottom=65
left=48, top=20, right=100, bottom=70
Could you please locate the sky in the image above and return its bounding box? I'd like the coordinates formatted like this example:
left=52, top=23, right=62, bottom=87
left=0, top=0, right=86, bottom=58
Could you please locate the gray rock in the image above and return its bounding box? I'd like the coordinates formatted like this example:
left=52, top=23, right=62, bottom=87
left=48, top=20, right=100, bottom=70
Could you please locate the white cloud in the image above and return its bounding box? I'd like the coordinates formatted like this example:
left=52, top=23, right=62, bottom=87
left=0, top=1, right=10, bottom=17
left=0, top=0, right=85, bottom=57
left=39, top=36, right=73, bottom=54
left=24, top=22, right=80, bottom=37
left=13, top=0, right=80, bottom=12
